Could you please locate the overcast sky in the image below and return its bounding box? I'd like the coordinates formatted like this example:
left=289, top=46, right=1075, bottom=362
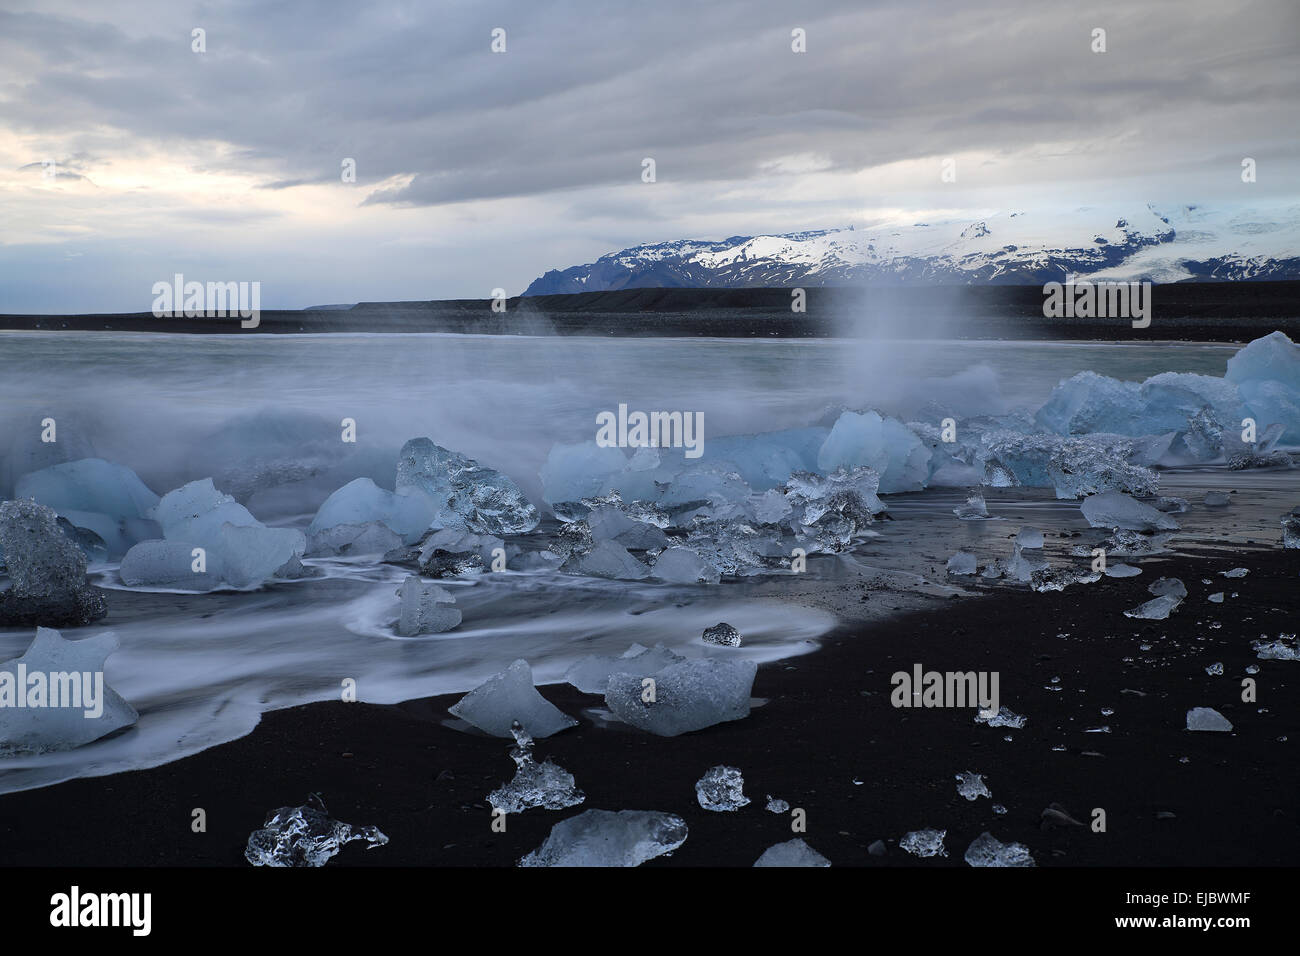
left=2, top=0, right=1297, bottom=312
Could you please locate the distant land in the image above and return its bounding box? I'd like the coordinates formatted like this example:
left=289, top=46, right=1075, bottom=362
left=524, top=203, right=1300, bottom=294
left=2, top=281, right=1298, bottom=341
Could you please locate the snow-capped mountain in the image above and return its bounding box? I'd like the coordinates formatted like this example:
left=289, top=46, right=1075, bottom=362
left=524, top=203, right=1300, bottom=294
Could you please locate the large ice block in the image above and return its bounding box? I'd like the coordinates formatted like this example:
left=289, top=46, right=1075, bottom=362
left=448, top=659, right=577, bottom=738
left=397, top=438, right=539, bottom=535
left=605, top=657, right=756, bottom=736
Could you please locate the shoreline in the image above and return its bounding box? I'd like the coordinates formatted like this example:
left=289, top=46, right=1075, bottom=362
left=1, top=544, right=1294, bottom=867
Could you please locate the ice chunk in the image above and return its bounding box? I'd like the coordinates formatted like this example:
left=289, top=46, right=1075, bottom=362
left=817, top=410, right=931, bottom=493
left=15, top=459, right=161, bottom=558
left=396, top=576, right=461, bottom=636
left=1016, top=527, right=1044, bottom=549
left=417, top=529, right=503, bottom=570
left=754, top=838, right=831, bottom=867
left=605, top=658, right=756, bottom=736
left=765, top=795, right=790, bottom=813
left=1220, top=567, right=1248, bottom=579
left=705, top=427, right=828, bottom=490
left=652, top=546, right=721, bottom=584
left=397, top=437, right=538, bottom=535
left=953, top=492, right=990, bottom=519
left=307, top=478, right=435, bottom=550
left=309, top=521, right=404, bottom=558
left=1155, top=496, right=1190, bottom=513
left=244, top=802, right=388, bottom=867
left=753, top=488, right=794, bottom=524
left=1149, top=577, right=1187, bottom=599
left=487, top=722, right=585, bottom=813
left=1204, top=491, right=1230, bottom=507
left=900, top=828, right=947, bottom=858
left=448, top=659, right=577, bottom=739
left=0, top=498, right=107, bottom=627
left=1081, top=491, right=1178, bottom=532
left=1104, top=563, right=1142, bottom=577
left=975, top=707, right=1026, bottom=729
left=1124, top=594, right=1182, bottom=620
left=1037, top=370, right=1243, bottom=439
left=964, top=832, right=1035, bottom=867
left=1185, top=707, right=1232, bottom=732
left=955, top=771, right=991, bottom=801
left=565, top=643, right=685, bottom=695
left=540, top=441, right=630, bottom=506
left=0, top=627, right=138, bottom=754
left=120, top=540, right=227, bottom=590
left=1046, top=437, right=1159, bottom=499
left=519, top=809, right=687, bottom=867
left=216, top=523, right=307, bottom=589
left=1208, top=592, right=1225, bottom=603
left=695, top=765, right=750, bottom=811
left=947, top=551, right=978, bottom=575
left=1029, top=567, right=1101, bottom=592
left=1252, top=636, right=1300, bottom=661
left=702, top=622, right=741, bottom=647
left=1225, top=332, right=1300, bottom=442
left=562, top=540, right=650, bottom=580
left=1284, top=508, right=1300, bottom=549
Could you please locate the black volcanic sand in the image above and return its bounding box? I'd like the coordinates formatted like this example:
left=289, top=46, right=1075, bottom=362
left=0, top=546, right=1295, bottom=868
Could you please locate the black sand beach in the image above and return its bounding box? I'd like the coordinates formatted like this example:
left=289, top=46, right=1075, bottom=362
left=2, top=545, right=1294, bottom=869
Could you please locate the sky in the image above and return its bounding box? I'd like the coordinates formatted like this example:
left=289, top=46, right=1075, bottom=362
left=1, top=0, right=1297, bottom=313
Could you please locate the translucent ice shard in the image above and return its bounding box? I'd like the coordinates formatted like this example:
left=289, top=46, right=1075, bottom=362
left=487, top=722, right=585, bottom=814
left=395, top=575, right=461, bottom=636
left=1124, top=594, right=1182, bottom=620
left=1148, top=577, right=1188, bottom=599
left=817, top=410, right=932, bottom=493
left=975, top=707, right=1027, bottom=729
left=964, top=832, right=1035, bottom=867
left=955, top=772, right=991, bottom=801
left=605, top=658, right=757, bottom=736
left=900, top=828, right=947, bottom=858
left=754, top=838, right=831, bottom=867
left=1185, top=707, right=1233, bottom=732
left=307, top=477, right=436, bottom=553
left=0, top=627, right=138, bottom=754
left=953, top=492, right=990, bottom=519
left=397, top=437, right=538, bottom=535
left=119, top=540, right=227, bottom=591
left=519, top=809, right=687, bottom=867
left=15, top=458, right=161, bottom=558
left=947, top=551, right=978, bottom=576
left=564, top=643, right=685, bottom=695
left=765, top=795, right=790, bottom=813
left=448, top=659, right=577, bottom=738
left=695, top=765, right=750, bottom=811
left=1081, top=491, right=1179, bottom=532
left=1225, top=331, right=1300, bottom=442
left=652, top=546, right=721, bottom=584
left=0, top=498, right=107, bottom=627
left=702, top=622, right=741, bottom=647
left=562, top=540, right=650, bottom=580
left=244, top=802, right=388, bottom=867
left=1252, top=636, right=1300, bottom=661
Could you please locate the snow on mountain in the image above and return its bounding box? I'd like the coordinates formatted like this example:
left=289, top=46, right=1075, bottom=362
left=524, top=203, right=1300, bottom=294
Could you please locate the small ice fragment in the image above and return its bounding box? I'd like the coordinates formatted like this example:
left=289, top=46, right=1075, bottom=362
left=0, top=627, right=138, bottom=754
left=1080, top=491, right=1179, bottom=532
left=765, top=795, right=790, bottom=813
left=1204, top=491, right=1230, bottom=507
left=1205, top=662, right=1223, bottom=676
left=396, top=575, right=461, bottom=636
left=1220, top=567, right=1248, bottom=578
left=487, top=722, right=585, bottom=813
left=993, top=804, right=1007, bottom=815
left=448, top=659, right=577, bottom=738
left=754, top=838, right=830, bottom=867
left=1155, top=496, right=1189, bottom=513
left=519, top=809, right=687, bottom=867
left=605, top=658, right=756, bottom=736
left=964, top=832, right=1035, bottom=867
left=953, top=493, right=990, bottom=519
left=1208, top=592, right=1224, bottom=603
left=1252, top=637, right=1300, bottom=661
left=1104, top=563, right=1142, bottom=578
left=975, top=707, right=1027, bottom=729
left=899, top=828, right=947, bottom=858
left=947, top=551, right=978, bottom=575
left=695, top=765, right=750, bottom=811
left=1186, top=707, right=1233, bottom=732
left=1124, top=594, right=1181, bottom=620
left=652, top=546, right=722, bottom=584
left=702, top=622, right=741, bottom=647
left=245, top=802, right=388, bottom=867
left=1016, top=527, right=1044, bottom=549
left=1148, top=577, right=1187, bottom=599
left=955, top=771, right=991, bottom=801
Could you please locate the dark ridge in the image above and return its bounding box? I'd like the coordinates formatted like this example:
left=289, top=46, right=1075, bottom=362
left=2, top=281, right=1298, bottom=340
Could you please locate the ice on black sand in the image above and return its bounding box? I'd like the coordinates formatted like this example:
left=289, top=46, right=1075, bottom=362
left=1081, top=491, right=1179, bottom=533
left=695, top=765, right=750, bottom=811
left=448, top=659, right=577, bottom=738
left=754, top=838, right=830, bottom=867
left=1185, top=707, right=1233, bottom=732
left=964, top=832, right=1035, bottom=867
left=955, top=771, right=990, bottom=801
left=604, top=657, right=757, bottom=736
left=519, top=809, right=687, bottom=867
left=564, top=642, right=684, bottom=695
left=245, top=801, right=388, bottom=867
left=487, top=722, right=584, bottom=813
left=900, top=828, right=947, bottom=858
